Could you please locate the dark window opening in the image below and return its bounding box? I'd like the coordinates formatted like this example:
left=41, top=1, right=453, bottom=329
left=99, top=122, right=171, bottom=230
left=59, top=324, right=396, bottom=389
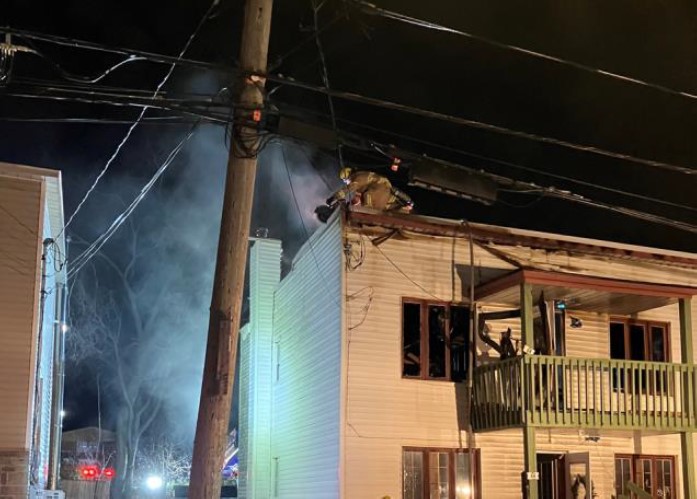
left=403, top=303, right=422, bottom=377
left=428, top=305, right=447, bottom=379
left=610, top=319, right=670, bottom=392
left=402, top=300, right=470, bottom=381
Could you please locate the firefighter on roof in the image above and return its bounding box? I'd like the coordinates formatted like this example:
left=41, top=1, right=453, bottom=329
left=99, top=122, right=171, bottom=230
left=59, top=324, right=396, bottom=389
left=326, top=167, right=413, bottom=213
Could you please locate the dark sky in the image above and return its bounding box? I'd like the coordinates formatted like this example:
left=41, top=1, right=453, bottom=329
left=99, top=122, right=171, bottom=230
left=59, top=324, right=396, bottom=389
left=2, top=0, right=696, bottom=249
left=1, top=0, right=696, bottom=432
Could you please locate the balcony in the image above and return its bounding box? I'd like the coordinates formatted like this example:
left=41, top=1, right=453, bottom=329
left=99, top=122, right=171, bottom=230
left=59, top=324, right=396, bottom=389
left=473, top=355, right=697, bottom=432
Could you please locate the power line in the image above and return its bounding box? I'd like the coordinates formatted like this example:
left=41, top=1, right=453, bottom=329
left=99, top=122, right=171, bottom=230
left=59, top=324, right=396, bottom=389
left=275, top=101, right=697, bottom=214
left=279, top=141, right=341, bottom=307
left=5, top=26, right=693, bottom=174
left=0, top=116, right=205, bottom=125
left=67, top=122, right=200, bottom=279
left=349, top=0, right=697, bottom=102
left=28, top=47, right=146, bottom=84
left=3, top=26, right=225, bottom=73
left=257, top=71, right=696, bottom=175
left=58, top=0, right=219, bottom=238
left=310, top=0, right=344, bottom=167
left=403, top=152, right=697, bottom=235
left=285, top=115, right=697, bottom=234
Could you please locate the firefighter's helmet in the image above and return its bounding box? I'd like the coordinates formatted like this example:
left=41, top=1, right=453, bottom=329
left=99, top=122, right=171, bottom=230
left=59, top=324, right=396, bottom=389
left=339, top=167, right=353, bottom=183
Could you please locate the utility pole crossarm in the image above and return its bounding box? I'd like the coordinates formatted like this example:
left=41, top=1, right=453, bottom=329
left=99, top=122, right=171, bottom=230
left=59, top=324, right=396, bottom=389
left=189, top=0, right=274, bottom=497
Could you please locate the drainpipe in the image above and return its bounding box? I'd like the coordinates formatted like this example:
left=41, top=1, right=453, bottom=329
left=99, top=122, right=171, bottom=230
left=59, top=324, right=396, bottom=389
left=47, top=279, right=67, bottom=490
left=30, top=239, right=53, bottom=485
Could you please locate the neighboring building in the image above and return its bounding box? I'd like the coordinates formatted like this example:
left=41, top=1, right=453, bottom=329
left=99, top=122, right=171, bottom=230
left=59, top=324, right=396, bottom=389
left=0, top=163, right=66, bottom=498
left=238, top=206, right=697, bottom=499
left=60, top=427, right=117, bottom=477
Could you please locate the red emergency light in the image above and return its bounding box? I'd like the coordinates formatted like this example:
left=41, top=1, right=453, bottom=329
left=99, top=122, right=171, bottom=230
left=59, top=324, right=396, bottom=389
left=79, top=465, right=100, bottom=480
left=103, top=467, right=115, bottom=480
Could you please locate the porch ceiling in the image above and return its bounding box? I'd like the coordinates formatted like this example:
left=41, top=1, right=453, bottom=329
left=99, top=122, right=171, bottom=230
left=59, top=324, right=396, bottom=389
left=475, top=270, right=697, bottom=315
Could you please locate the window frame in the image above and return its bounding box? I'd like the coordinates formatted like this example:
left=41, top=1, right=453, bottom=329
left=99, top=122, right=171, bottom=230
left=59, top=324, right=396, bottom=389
left=401, top=298, right=470, bottom=381
left=614, top=454, right=676, bottom=499
left=402, top=447, right=481, bottom=499
left=609, top=318, right=671, bottom=363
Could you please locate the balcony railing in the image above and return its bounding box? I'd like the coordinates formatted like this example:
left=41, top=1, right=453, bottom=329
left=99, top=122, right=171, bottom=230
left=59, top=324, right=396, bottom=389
left=472, top=355, right=697, bottom=432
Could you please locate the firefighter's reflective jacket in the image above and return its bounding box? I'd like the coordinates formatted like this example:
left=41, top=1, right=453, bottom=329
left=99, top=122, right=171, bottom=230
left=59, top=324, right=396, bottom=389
left=327, top=171, right=412, bottom=212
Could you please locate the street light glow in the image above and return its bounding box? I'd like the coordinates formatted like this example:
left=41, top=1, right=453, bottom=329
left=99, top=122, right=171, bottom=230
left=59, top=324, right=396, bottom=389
left=145, top=475, right=163, bottom=490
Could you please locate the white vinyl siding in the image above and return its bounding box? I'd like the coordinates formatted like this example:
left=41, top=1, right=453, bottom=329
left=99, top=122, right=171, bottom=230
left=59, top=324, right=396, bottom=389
left=343, top=229, right=514, bottom=499
left=238, top=323, right=251, bottom=498
left=0, top=175, right=43, bottom=450
left=271, top=216, right=343, bottom=499
left=238, top=239, right=282, bottom=499
left=341, top=224, right=697, bottom=498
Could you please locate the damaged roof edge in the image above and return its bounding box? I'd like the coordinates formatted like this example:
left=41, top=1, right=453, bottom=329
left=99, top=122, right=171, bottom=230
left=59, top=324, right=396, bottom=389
left=346, top=207, right=697, bottom=269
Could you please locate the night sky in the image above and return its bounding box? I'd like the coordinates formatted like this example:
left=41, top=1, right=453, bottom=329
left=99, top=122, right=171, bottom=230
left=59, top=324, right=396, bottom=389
left=2, top=0, right=696, bottom=431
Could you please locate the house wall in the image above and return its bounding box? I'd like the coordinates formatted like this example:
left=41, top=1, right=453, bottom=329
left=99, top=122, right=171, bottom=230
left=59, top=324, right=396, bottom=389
left=477, top=428, right=683, bottom=498
left=342, top=225, right=697, bottom=498
left=0, top=174, right=45, bottom=499
left=342, top=228, right=514, bottom=499
left=270, top=217, right=343, bottom=499
left=238, top=239, right=282, bottom=499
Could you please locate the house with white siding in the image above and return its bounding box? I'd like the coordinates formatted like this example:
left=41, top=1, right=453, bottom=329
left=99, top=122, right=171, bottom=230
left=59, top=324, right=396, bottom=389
left=238, top=206, right=697, bottom=499
left=0, top=162, right=66, bottom=498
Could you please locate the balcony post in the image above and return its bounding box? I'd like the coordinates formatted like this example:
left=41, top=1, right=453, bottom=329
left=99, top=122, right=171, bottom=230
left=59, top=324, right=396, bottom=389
left=680, top=297, right=695, bottom=499
left=521, top=283, right=539, bottom=499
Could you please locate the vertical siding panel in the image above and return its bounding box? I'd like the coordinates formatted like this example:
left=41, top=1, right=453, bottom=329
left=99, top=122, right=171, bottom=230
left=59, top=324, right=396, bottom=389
left=270, top=218, right=343, bottom=498
left=0, top=176, right=43, bottom=450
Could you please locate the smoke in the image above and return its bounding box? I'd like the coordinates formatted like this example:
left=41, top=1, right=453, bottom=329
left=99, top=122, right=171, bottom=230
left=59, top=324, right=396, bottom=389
left=68, top=72, right=339, bottom=448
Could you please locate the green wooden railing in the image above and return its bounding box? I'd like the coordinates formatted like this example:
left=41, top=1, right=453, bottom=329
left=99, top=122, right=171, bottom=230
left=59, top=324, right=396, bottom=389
left=472, top=355, right=697, bottom=432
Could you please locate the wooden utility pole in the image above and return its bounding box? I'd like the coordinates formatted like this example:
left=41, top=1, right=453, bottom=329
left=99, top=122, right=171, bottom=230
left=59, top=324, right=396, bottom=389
left=189, top=0, right=274, bottom=497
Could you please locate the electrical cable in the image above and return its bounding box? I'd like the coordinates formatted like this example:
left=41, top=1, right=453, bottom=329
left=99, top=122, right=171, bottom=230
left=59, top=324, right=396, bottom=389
left=349, top=0, right=697, bottom=102
left=67, top=122, right=200, bottom=279
left=366, top=232, right=443, bottom=300
left=269, top=10, right=344, bottom=71
left=256, top=71, right=697, bottom=175
left=0, top=116, right=206, bottom=125
left=57, top=0, right=219, bottom=240
left=4, top=26, right=225, bottom=73
left=4, top=25, right=693, bottom=174
left=26, top=45, right=146, bottom=84
left=279, top=141, right=341, bottom=307
left=276, top=101, right=697, bottom=214
left=1, top=88, right=230, bottom=123
left=311, top=0, right=345, bottom=168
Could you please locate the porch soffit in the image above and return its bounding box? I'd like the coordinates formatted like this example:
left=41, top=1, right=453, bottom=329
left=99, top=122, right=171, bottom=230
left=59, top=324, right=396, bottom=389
left=475, top=270, right=697, bottom=315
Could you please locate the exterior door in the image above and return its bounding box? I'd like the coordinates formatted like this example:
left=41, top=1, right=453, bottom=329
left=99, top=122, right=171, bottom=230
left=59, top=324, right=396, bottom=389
left=538, top=453, right=565, bottom=499
left=565, top=452, right=591, bottom=499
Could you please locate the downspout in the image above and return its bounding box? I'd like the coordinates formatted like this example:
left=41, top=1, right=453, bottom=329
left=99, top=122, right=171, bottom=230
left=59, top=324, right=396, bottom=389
left=30, top=238, right=53, bottom=485
left=47, top=279, right=67, bottom=489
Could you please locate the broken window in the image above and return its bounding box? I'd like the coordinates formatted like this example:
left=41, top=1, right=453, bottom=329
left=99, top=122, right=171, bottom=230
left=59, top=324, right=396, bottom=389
left=402, top=300, right=470, bottom=381
left=610, top=319, right=670, bottom=391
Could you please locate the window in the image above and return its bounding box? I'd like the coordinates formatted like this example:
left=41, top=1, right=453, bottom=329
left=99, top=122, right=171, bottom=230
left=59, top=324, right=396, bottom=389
left=609, top=319, right=670, bottom=362
left=610, top=319, right=670, bottom=391
left=614, top=455, right=674, bottom=499
left=402, top=300, right=470, bottom=381
left=403, top=448, right=478, bottom=499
